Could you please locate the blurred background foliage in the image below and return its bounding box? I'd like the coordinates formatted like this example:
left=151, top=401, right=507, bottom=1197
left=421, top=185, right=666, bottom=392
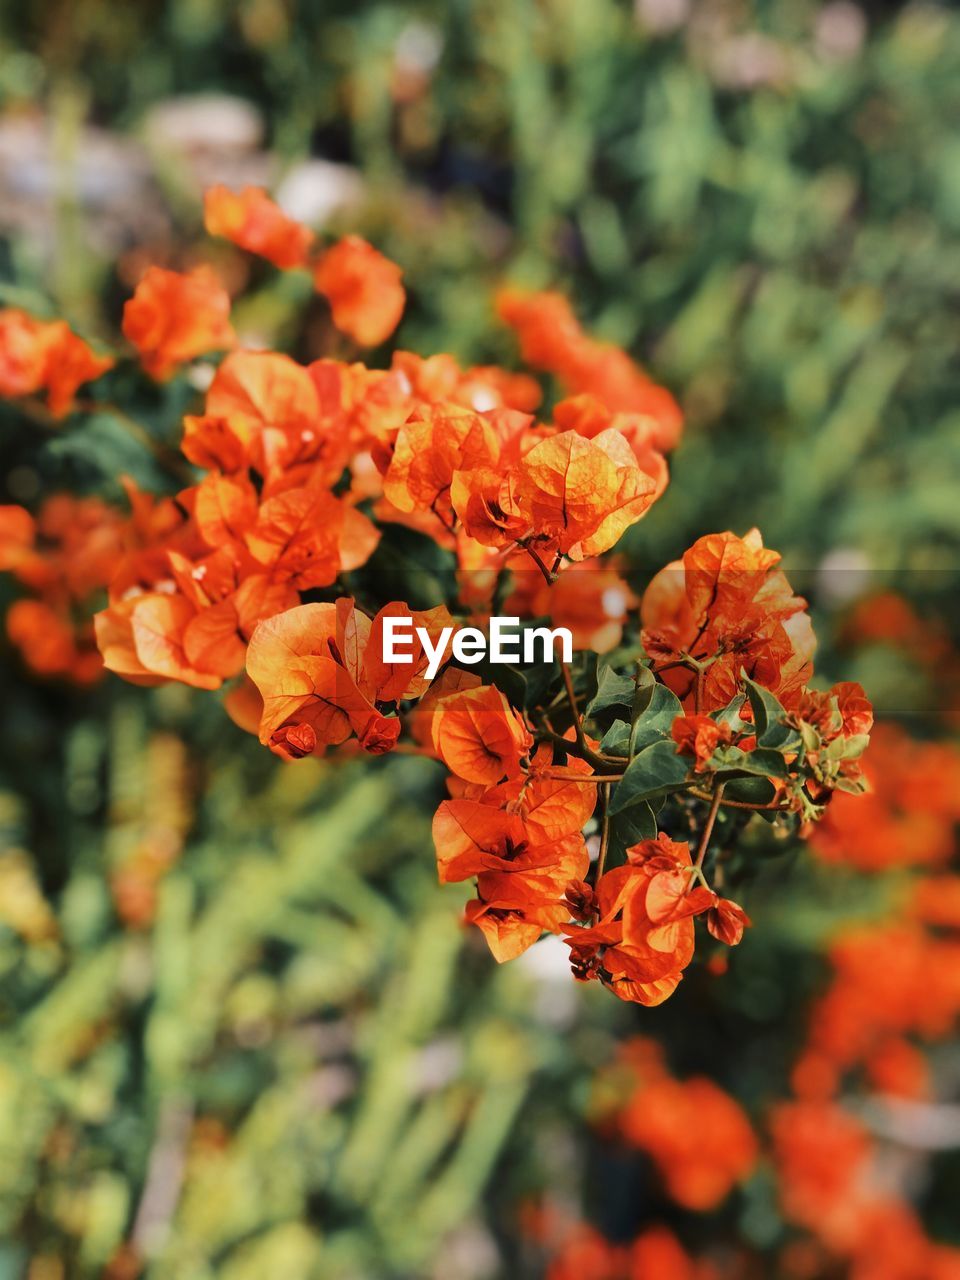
left=1, top=1, right=959, bottom=1277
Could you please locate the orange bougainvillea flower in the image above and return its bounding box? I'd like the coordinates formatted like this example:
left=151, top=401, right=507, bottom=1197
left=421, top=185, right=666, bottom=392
left=203, top=185, right=314, bottom=269
left=314, top=235, right=405, bottom=347
left=122, top=266, right=235, bottom=379
left=0, top=309, right=114, bottom=417
left=430, top=683, right=533, bottom=784
left=466, top=746, right=597, bottom=844
left=1, top=494, right=130, bottom=682
left=246, top=598, right=453, bottom=759
left=615, top=1061, right=759, bottom=1209
left=381, top=404, right=501, bottom=521
left=642, top=529, right=815, bottom=713
left=182, top=349, right=354, bottom=486
left=514, top=429, right=659, bottom=560
left=671, top=714, right=733, bottom=770
left=553, top=393, right=670, bottom=498
left=242, top=486, right=379, bottom=589
left=565, top=834, right=720, bottom=1005
left=432, top=798, right=589, bottom=960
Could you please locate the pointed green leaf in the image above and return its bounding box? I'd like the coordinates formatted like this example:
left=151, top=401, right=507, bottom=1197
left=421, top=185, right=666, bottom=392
left=608, top=740, right=690, bottom=813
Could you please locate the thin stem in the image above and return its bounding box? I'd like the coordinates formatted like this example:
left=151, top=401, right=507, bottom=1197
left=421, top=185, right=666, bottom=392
left=524, top=542, right=558, bottom=585
left=691, top=782, right=725, bottom=880
left=539, top=769, right=627, bottom=783
left=561, top=662, right=583, bottom=736
left=594, top=782, right=611, bottom=885
left=534, top=720, right=623, bottom=774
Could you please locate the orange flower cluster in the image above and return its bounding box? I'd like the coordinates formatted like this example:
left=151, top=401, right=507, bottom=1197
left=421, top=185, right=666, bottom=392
left=497, top=288, right=683, bottom=449
left=122, top=266, right=235, bottom=380
left=593, top=1039, right=757, bottom=1209
left=432, top=708, right=593, bottom=961
left=811, top=723, right=960, bottom=871
left=564, top=834, right=749, bottom=1006
left=792, top=915, right=960, bottom=1104
left=0, top=309, right=113, bottom=417
left=0, top=186, right=871, bottom=1002
left=641, top=528, right=815, bottom=714
left=0, top=495, right=128, bottom=681
left=545, top=1224, right=716, bottom=1280
left=770, top=1100, right=960, bottom=1280
left=206, top=186, right=405, bottom=347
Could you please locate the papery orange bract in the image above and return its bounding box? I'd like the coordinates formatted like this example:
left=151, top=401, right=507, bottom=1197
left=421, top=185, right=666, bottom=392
left=475, top=750, right=596, bottom=844
left=450, top=466, right=528, bottom=548
left=314, top=235, right=405, bottom=347
left=706, top=897, right=751, bottom=946
left=0, top=309, right=113, bottom=417
left=671, top=714, right=733, bottom=770
left=182, top=349, right=361, bottom=488
left=246, top=598, right=452, bottom=760
left=433, top=797, right=589, bottom=961
left=565, top=835, right=717, bottom=1005
left=123, top=266, right=235, bottom=379
left=128, top=594, right=228, bottom=689
left=382, top=404, right=500, bottom=519
left=642, top=529, right=814, bottom=712
left=204, top=185, right=314, bottom=269
left=554, top=393, right=670, bottom=498
left=430, top=683, right=533, bottom=784
left=515, top=429, right=658, bottom=560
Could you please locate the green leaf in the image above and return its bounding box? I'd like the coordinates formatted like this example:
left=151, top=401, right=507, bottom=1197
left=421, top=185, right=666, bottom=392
left=586, top=665, right=636, bottom=716
left=741, top=674, right=801, bottom=751
left=606, top=803, right=657, bottom=869
left=630, top=683, right=684, bottom=754
left=712, top=746, right=789, bottom=779
left=722, top=775, right=778, bottom=808
left=600, top=720, right=631, bottom=756
left=608, top=740, right=690, bottom=814
left=714, top=692, right=747, bottom=730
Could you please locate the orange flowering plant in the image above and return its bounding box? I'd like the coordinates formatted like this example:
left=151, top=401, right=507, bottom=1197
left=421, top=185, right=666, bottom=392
left=0, top=187, right=872, bottom=1005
